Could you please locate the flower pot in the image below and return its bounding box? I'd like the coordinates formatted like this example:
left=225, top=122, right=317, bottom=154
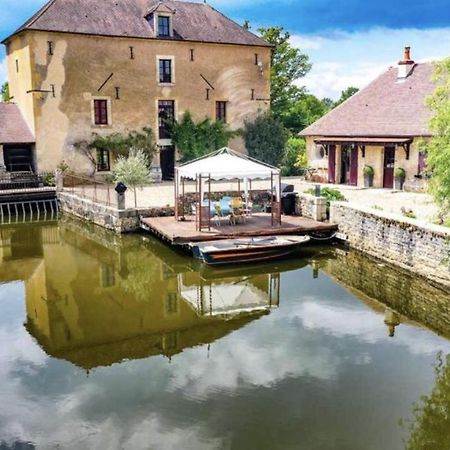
left=394, top=177, right=405, bottom=190
left=364, top=174, right=374, bottom=188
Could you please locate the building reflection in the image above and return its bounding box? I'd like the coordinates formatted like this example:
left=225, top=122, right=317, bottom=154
left=0, top=221, right=282, bottom=370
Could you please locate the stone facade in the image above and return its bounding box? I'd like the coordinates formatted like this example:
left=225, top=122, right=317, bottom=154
left=6, top=29, right=270, bottom=174
left=322, top=249, right=450, bottom=339
left=330, top=202, right=450, bottom=286
left=305, top=137, right=427, bottom=190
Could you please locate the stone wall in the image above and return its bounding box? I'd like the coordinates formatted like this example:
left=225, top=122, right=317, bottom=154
left=296, top=193, right=327, bottom=222
left=58, top=191, right=174, bottom=233
left=322, top=249, right=450, bottom=339
left=330, top=201, right=450, bottom=286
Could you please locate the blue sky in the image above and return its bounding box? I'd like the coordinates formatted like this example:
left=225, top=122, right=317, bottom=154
left=1, top=0, right=450, bottom=99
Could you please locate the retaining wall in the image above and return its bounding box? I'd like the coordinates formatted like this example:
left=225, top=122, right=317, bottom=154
left=330, top=202, right=450, bottom=286
left=296, top=193, right=327, bottom=222
left=58, top=192, right=174, bottom=233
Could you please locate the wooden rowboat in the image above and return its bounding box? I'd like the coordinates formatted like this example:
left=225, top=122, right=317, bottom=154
left=190, top=235, right=310, bottom=266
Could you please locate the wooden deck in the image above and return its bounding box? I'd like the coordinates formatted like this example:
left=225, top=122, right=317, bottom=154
left=141, top=213, right=337, bottom=245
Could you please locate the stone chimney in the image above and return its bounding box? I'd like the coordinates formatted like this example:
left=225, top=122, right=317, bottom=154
left=398, top=46, right=415, bottom=80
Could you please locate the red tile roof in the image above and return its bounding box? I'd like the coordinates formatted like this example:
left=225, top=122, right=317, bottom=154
left=4, top=0, right=270, bottom=47
left=0, top=103, right=35, bottom=144
left=300, top=63, right=436, bottom=138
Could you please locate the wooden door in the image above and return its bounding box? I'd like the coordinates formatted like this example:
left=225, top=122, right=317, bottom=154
left=160, top=145, right=175, bottom=181
left=328, top=145, right=336, bottom=183
left=350, top=146, right=359, bottom=186
left=383, top=146, right=396, bottom=188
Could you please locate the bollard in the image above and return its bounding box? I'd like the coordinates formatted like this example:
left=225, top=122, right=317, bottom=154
left=115, top=182, right=127, bottom=210
left=314, top=184, right=321, bottom=197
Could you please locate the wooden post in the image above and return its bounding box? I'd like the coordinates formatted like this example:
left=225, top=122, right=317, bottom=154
left=208, top=174, right=211, bottom=231
left=198, top=174, right=202, bottom=231
left=174, top=168, right=178, bottom=221
left=271, top=172, right=274, bottom=227
left=182, top=177, right=185, bottom=220
left=278, top=172, right=282, bottom=226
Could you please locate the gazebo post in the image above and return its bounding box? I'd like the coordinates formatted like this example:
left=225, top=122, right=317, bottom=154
left=208, top=174, right=211, bottom=231
left=174, top=167, right=178, bottom=221
left=182, top=176, right=185, bottom=220
left=198, top=174, right=202, bottom=231
left=270, top=172, right=274, bottom=227
left=278, top=172, right=282, bottom=226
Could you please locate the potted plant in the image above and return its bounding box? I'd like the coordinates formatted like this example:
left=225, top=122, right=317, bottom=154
left=394, top=167, right=406, bottom=190
left=363, top=165, right=374, bottom=188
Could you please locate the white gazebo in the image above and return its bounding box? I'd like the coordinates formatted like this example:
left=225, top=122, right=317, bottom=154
left=174, top=148, right=282, bottom=231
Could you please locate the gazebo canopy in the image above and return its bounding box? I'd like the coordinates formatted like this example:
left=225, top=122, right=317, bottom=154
left=177, top=147, right=279, bottom=181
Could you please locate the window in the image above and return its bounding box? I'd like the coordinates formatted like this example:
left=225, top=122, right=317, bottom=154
left=97, top=149, right=110, bottom=172
left=93, top=99, right=108, bottom=125
left=158, top=100, right=175, bottom=139
left=159, top=59, right=172, bottom=83
left=129, top=46, right=134, bottom=59
left=158, top=15, right=171, bottom=37
left=166, top=293, right=178, bottom=315
left=216, top=101, right=227, bottom=122
left=15, top=59, right=19, bottom=73
left=48, top=41, right=54, bottom=55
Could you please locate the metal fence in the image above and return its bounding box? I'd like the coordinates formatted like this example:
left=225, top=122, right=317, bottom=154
left=63, top=173, right=117, bottom=207
left=0, top=199, right=59, bottom=225
left=0, top=171, right=56, bottom=192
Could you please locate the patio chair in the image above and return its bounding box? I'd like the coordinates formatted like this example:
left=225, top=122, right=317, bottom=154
left=230, top=197, right=246, bottom=225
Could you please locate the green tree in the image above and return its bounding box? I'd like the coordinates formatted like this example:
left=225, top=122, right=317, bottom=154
left=258, top=26, right=311, bottom=123
left=1, top=82, right=10, bottom=102
left=243, top=112, right=288, bottom=167
left=113, top=148, right=151, bottom=207
left=280, top=136, right=307, bottom=176
left=170, top=111, right=236, bottom=163
left=334, top=86, right=359, bottom=107
left=283, top=94, right=330, bottom=132
left=405, top=353, right=450, bottom=450
left=425, top=59, right=450, bottom=216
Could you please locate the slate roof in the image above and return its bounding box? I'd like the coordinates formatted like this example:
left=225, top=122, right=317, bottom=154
left=0, top=103, right=35, bottom=144
left=3, top=0, right=270, bottom=47
left=300, top=63, right=436, bottom=138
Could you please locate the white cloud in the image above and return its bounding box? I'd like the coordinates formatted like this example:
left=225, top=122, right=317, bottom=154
left=294, top=27, right=450, bottom=99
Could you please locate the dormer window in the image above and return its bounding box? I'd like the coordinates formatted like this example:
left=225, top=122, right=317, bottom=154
left=158, top=15, right=171, bottom=37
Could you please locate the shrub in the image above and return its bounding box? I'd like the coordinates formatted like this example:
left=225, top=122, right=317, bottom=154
left=306, top=186, right=346, bottom=218
left=395, top=167, right=406, bottom=178
left=243, top=112, right=288, bottom=167
left=280, top=137, right=307, bottom=176
left=42, top=173, right=56, bottom=187
left=363, top=165, right=374, bottom=176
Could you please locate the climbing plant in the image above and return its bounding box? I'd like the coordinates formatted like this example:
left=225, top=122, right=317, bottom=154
left=74, top=128, right=157, bottom=173
left=170, top=111, right=236, bottom=162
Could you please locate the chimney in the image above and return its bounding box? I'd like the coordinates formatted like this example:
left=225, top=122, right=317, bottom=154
left=398, top=46, right=415, bottom=80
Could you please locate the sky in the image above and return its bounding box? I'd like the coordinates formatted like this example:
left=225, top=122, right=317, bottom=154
left=1, top=0, right=450, bottom=99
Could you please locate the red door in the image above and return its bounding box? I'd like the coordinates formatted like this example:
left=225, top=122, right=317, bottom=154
left=328, top=145, right=336, bottom=183
left=383, top=146, right=396, bottom=188
left=350, top=147, right=358, bottom=186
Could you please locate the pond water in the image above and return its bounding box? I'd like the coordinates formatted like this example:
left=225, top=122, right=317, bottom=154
left=1, top=219, right=450, bottom=450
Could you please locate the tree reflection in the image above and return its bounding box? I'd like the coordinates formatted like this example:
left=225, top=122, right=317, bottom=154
left=405, top=352, right=450, bottom=449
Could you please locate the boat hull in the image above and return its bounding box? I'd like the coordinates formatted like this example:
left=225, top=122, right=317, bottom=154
left=192, top=236, right=310, bottom=266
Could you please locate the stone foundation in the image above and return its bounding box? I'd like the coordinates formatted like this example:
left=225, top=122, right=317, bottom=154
left=58, top=192, right=175, bottom=233
left=297, top=193, right=327, bottom=222
left=330, top=202, right=450, bottom=286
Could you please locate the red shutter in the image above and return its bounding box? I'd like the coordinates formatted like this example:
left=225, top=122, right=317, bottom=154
left=328, top=145, right=336, bottom=183
left=94, top=100, right=108, bottom=125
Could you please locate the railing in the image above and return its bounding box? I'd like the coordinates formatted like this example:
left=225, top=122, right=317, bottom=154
left=0, top=199, right=59, bottom=225
left=0, top=171, right=56, bottom=192
left=63, top=173, right=117, bottom=208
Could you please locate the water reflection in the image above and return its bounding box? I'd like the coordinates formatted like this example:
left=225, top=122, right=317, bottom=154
left=2, top=221, right=288, bottom=370
left=1, top=220, right=450, bottom=450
